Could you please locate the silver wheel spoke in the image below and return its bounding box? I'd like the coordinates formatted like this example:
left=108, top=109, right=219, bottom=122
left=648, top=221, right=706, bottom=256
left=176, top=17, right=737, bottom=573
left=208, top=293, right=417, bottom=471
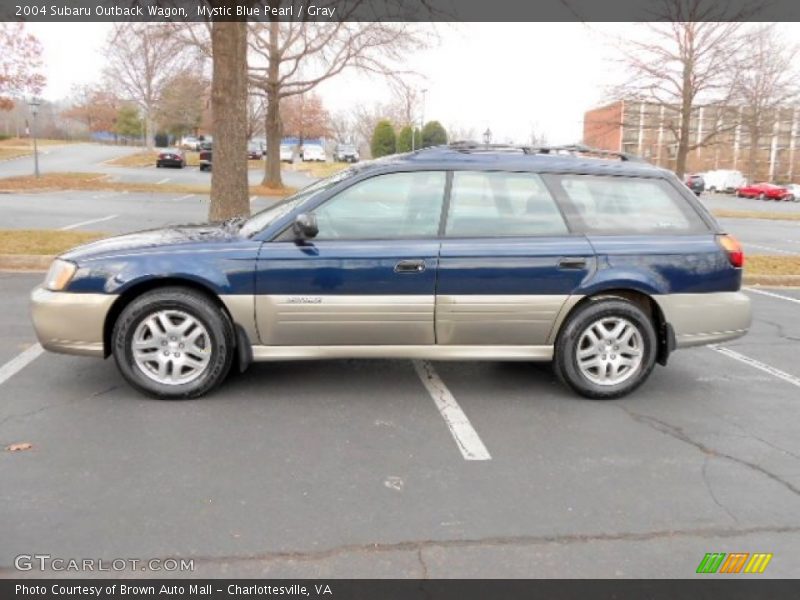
left=132, top=309, right=212, bottom=386
left=576, top=316, right=644, bottom=387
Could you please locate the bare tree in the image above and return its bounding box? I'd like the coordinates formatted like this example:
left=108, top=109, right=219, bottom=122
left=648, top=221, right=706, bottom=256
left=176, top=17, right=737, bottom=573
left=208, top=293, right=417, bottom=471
left=104, top=23, right=196, bottom=150
left=247, top=91, right=268, bottom=140
left=248, top=16, right=432, bottom=187
left=0, top=23, right=45, bottom=110
left=612, top=6, right=748, bottom=176
left=733, top=24, right=799, bottom=181
left=155, top=71, right=209, bottom=138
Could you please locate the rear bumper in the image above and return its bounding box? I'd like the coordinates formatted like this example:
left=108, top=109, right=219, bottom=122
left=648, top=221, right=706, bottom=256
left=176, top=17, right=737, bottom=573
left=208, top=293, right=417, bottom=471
left=30, top=287, right=117, bottom=357
left=654, top=291, right=752, bottom=348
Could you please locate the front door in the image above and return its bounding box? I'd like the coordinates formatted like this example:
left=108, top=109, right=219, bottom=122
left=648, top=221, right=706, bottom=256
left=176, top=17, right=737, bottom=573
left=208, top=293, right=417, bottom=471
left=436, top=170, right=595, bottom=345
left=255, top=171, right=447, bottom=345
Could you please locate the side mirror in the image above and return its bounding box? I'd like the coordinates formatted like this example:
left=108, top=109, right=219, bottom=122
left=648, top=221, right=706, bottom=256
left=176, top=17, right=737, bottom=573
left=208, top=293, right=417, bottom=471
left=292, top=213, right=319, bottom=240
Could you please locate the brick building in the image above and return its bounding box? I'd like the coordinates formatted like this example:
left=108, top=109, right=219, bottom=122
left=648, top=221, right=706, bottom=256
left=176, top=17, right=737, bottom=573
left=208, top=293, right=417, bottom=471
left=583, top=99, right=800, bottom=183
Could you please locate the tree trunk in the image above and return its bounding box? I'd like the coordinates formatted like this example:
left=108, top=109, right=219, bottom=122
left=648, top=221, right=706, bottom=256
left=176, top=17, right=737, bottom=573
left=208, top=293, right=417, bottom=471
left=675, top=65, right=694, bottom=178
left=262, top=20, right=283, bottom=189
left=209, top=21, right=250, bottom=222
left=746, top=128, right=759, bottom=182
left=144, top=115, right=154, bottom=150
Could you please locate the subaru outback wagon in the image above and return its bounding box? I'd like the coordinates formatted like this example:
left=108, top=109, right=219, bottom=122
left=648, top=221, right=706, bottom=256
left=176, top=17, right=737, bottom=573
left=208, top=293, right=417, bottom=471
left=31, top=144, right=751, bottom=400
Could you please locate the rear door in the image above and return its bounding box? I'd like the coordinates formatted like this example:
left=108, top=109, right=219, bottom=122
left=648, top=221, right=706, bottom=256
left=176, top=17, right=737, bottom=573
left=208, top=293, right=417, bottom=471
left=256, top=171, right=446, bottom=345
left=436, top=170, right=594, bottom=346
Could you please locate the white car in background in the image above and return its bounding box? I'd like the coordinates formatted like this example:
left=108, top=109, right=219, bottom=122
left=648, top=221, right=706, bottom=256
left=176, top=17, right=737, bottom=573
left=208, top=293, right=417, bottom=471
left=784, top=184, right=800, bottom=201
left=301, top=144, right=326, bottom=162
left=703, top=169, right=746, bottom=194
left=279, top=145, right=294, bottom=163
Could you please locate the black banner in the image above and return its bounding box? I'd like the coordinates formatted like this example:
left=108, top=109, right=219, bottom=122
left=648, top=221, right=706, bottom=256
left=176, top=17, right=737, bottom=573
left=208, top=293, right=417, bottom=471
left=2, top=0, right=800, bottom=22
left=3, top=580, right=800, bottom=600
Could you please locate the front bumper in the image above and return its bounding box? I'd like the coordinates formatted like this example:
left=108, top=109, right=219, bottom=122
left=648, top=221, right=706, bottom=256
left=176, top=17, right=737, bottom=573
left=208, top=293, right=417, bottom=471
left=30, top=287, right=117, bottom=357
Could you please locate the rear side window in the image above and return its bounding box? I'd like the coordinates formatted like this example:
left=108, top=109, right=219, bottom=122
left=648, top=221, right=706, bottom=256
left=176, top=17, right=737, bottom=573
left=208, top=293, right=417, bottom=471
left=553, top=175, right=708, bottom=234
left=446, top=171, right=568, bottom=237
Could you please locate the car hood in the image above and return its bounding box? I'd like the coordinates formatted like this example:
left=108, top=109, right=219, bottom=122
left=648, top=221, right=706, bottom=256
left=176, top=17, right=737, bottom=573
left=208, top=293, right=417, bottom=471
left=61, top=224, right=240, bottom=262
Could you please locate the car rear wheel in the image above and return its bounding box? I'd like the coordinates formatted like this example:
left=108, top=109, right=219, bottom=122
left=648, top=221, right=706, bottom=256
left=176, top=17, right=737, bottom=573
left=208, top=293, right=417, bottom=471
left=112, top=287, right=235, bottom=400
left=554, top=298, right=657, bottom=400
left=759, top=193, right=766, bottom=200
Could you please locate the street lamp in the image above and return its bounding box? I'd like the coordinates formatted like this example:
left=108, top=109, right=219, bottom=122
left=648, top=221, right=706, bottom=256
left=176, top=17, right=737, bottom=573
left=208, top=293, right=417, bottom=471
left=483, top=128, right=492, bottom=147
left=28, top=98, right=41, bottom=178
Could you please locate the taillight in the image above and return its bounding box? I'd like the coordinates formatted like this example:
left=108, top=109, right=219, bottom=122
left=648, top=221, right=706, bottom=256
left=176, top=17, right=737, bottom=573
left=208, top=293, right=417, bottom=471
left=718, top=234, right=744, bottom=268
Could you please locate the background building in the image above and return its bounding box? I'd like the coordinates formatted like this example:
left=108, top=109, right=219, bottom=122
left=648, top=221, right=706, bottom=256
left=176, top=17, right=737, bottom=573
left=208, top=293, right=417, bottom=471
left=584, top=100, right=800, bottom=183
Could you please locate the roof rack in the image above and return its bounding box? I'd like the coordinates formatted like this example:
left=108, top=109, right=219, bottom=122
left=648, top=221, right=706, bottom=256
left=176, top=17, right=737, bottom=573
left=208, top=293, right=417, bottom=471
left=447, top=141, right=644, bottom=162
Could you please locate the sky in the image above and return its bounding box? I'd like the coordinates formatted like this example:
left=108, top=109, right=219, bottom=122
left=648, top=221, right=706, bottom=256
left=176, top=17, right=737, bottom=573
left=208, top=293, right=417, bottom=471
left=24, top=22, right=800, bottom=145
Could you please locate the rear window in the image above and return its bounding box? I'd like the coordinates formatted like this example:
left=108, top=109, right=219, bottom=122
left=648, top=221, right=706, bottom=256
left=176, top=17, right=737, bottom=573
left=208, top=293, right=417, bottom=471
left=553, top=175, right=708, bottom=234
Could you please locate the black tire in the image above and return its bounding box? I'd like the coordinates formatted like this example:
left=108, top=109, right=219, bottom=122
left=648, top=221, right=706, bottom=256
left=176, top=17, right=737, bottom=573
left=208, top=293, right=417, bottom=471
left=112, top=287, right=235, bottom=400
left=554, top=297, right=657, bottom=400
left=156, top=162, right=162, bottom=168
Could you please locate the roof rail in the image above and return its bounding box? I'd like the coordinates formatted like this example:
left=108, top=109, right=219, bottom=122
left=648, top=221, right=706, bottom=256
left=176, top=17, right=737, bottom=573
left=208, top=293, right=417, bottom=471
left=447, top=141, right=645, bottom=162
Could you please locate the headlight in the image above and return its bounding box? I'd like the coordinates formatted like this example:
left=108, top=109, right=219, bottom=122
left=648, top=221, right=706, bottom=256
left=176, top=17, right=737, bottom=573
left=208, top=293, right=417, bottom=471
left=44, top=259, right=77, bottom=291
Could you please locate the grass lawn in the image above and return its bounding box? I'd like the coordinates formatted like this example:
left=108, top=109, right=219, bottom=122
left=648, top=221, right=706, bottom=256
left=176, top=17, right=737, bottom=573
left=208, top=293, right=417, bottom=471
left=712, top=209, right=800, bottom=222
left=0, top=229, right=105, bottom=255
left=286, top=161, right=350, bottom=179
left=0, top=172, right=294, bottom=197
left=745, top=256, right=800, bottom=277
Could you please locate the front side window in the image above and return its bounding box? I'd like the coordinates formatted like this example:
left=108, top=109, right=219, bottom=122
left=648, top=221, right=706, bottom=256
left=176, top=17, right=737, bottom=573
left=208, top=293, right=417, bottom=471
left=313, top=171, right=446, bottom=240
left=445, top=171, right=568, bottom=237
left=555, top=175, right=708, bottom=234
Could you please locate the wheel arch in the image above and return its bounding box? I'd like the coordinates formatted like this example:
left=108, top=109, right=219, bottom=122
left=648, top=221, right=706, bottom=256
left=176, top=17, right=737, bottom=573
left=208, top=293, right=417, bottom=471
left=553, top=288, right=675, bottom=366
left=102, top=277, right=253, bottom=371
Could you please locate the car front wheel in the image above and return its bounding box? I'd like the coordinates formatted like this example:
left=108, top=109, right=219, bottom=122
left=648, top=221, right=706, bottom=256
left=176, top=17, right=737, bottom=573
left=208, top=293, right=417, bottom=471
left=554, top=298, right=657, bottom=400
left=112, top=287, right=235, bottom=399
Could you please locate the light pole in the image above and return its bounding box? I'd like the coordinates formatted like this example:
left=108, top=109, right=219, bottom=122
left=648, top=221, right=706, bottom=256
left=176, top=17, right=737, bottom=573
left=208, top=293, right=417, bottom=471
left=28, top=98, right=41, bottom=178
left=483, top=128, right=492, bottom=147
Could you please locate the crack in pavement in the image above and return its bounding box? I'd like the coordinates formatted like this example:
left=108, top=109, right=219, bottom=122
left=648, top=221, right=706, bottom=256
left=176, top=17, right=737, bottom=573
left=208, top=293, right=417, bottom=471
left=701, top=455, right=740, bottom=524
left=1, top=523, right=788, bottom=574
left=618, top=407, right=800, bottom=499
left=417, top=548, right=429, bottom=579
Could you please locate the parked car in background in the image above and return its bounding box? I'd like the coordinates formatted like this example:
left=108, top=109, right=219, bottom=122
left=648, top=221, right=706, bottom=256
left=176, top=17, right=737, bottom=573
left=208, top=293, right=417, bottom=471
left=704, top=169, right=746, bottom=193
left=783, top=184, right=800, bottom=201
left=198, top=144, right=212, bottom=171
left=30, top=143, right=751, bottom=401
left=280, top=144, right=294, bottom=163
left=736, top=182, right=792, bottom=201
left=334, top=143, right=360, bottom=163
left=179, top=136, right=199, bottom=151
left=248, top=142, right=264, bottom=160
left=684, top=173, right=705, bottom=196
left=301, top=144, right=326, bottom=162
left=156, top=148, right=186, bottom=169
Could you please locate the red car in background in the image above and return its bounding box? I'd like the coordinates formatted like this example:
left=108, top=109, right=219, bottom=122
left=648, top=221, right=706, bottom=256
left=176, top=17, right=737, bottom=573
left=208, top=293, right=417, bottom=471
left=736, top=182, right=792, bottom=201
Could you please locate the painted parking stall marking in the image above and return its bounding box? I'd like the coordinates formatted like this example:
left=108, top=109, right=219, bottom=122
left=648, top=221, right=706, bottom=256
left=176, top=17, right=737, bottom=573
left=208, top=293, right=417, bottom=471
left=745, top=287, right=800, bottom=306
left=59, top=215, right=118, bottom=231
left=0, top=343, right=44, bottom=387
left=413, top=360, right=492, bottom=461
left=709, top=345, right=800, bottom=390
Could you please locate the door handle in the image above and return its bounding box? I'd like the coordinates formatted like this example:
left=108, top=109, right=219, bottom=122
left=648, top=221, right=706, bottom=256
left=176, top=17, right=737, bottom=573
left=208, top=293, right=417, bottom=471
left=557, top=257, right=587, bottom=270
left=395, top=259, right=427, bottom=274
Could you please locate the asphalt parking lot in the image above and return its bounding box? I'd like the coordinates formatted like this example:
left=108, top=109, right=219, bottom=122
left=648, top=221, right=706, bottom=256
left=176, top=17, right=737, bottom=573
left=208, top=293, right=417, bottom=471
left=2, top=147, right=800, bottom=578
left=2, top=273, right=800, bottom=578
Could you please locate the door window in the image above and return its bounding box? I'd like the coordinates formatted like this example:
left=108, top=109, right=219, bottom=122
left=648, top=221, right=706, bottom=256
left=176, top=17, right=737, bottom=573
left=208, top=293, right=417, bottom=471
left=445, top=171, right=569, bottom=237
left=313, top=171, right=446, bottom=240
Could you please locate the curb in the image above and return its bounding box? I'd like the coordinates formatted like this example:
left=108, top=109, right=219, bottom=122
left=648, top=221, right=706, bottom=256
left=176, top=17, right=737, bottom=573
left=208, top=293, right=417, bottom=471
left=0, top=254, right=53, bottom=272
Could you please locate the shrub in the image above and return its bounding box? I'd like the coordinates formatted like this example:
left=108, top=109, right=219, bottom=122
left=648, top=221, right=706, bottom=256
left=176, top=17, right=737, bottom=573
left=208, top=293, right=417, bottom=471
left=421, top=120, right=447, bottom=147
left=370, top=120, right=396, bottom=158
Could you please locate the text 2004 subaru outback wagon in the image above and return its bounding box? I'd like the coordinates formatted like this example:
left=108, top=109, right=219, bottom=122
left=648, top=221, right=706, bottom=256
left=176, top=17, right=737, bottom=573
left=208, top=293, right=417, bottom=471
left=31, top=144, right=752, bottom=400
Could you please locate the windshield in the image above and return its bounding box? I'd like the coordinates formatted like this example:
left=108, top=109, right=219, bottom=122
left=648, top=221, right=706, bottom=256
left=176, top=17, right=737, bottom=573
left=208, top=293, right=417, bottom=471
left=239, top=166, right=359, bottom=237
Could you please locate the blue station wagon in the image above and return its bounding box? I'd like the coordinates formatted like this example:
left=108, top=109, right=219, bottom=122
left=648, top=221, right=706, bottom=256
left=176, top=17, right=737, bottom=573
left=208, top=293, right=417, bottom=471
left=31, top=144, right=752, bottom=400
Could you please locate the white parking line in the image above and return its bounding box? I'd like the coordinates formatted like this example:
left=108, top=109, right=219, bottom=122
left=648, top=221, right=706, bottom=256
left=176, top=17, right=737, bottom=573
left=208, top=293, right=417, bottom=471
left=60, top=215, right=118, bottom=231
left=745, top=287, right=800, bottom=306
left=412, top=360, right=492, bottom=461
left=156, top=178, right=170, bottom=185
left=746, top=243, right=800, bottom=256
left=709, top=346, right=800, bottom=389
left=173, top=194, right=195, bottom=202
left=250, top=196, right=257, bottom=203
left=0, top=344, right=44, bottom=387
